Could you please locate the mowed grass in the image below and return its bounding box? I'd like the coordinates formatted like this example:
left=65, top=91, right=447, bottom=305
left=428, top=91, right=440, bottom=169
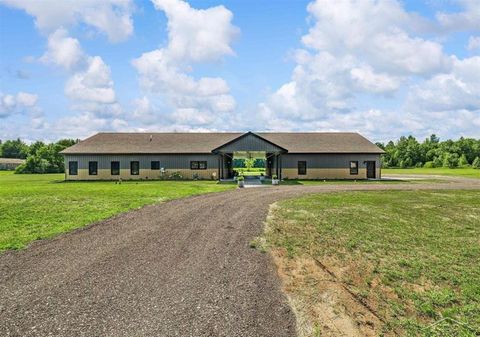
left=263, top=190, right=480, bottom=336
left=0, top=172, right=234, bottom=251
left=383, top=167, right=480, bottom=179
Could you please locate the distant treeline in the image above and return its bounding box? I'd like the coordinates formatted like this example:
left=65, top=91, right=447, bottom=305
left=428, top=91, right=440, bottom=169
left=0, top=138, right=78, bottom=173
left=376, top=135, right=480, bottom=168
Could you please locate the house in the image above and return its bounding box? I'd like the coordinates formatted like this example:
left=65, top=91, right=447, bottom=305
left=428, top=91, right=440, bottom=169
left=60, top=131, right=384, bottom=180
left=0, top=158, right=25, bottom=170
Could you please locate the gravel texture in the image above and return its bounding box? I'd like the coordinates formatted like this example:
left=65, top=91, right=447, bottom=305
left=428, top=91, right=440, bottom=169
left=1, top=179, right=479, bottom=337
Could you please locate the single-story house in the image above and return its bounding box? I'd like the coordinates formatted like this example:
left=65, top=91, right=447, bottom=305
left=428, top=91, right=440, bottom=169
left=60, top=131, right=384, bottom=180
left=0, top=158, right=25, bottom=170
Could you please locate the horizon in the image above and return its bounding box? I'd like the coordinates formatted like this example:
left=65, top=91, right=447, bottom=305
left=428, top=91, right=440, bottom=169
left=1, top=0, right=479, bottom=143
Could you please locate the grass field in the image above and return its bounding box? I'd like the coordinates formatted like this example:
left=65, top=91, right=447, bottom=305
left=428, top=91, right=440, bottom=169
left=0, top=172, right=234, bottom=251
left=260, top=190, right=480, bottom=336
left=383, top=167, right=480, bottom=179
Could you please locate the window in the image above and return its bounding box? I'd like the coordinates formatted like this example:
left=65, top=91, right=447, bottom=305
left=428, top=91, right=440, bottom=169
left=151, top=161, right=160, bottom=170
left=111, top=161, right=120, bottom=175
left=350, top=161, right=358, bottom=175
left=69, top=161, right=78, bottom=175
left=298, top=161, right=307, bottom=175
left=89, top=161, right=98, bottom=175
left=130, top=161, right=139, bottom=175
left=190, top=161, right=207, bottom=170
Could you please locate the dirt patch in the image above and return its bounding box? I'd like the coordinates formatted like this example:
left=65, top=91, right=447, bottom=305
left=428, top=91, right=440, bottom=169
left=271, top=248, right=383, bottom=337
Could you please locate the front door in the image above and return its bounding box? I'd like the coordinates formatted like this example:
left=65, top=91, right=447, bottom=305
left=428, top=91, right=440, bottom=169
left=366, top=161, right=376, bottom=179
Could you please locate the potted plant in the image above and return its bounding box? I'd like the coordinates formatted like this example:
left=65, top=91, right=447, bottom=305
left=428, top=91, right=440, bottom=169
left=237, top=175, right=245, bottom=188
left=272, top=174, right=279, bottom=185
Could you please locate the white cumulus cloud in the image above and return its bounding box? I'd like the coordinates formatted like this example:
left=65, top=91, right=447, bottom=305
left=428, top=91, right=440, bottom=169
left=258, top=0, right=480, bottom=140
left=0, top=0, right=134, bottom=42
left=132, top=0, right=239, bottom=129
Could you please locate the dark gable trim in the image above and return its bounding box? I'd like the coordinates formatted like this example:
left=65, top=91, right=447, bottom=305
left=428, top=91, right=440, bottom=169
left=211, top=131, right=288, bottom=153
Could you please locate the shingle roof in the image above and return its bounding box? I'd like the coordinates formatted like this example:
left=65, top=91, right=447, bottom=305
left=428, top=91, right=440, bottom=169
left=60, top=132, right=384, bottom=154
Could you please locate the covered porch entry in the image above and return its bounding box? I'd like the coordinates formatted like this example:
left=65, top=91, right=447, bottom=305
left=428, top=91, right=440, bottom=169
left=211, top=132, right=287, bottom=180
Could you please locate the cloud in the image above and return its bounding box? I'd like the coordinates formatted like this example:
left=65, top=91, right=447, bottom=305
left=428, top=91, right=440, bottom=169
left=132, top=0, right=239, bottom=129
left=467, top=36, right=480, bottom=50
left=0, top=0, right=134, bottom=42
left=151, top=0, right=239, bottom=63
left=258, top=0, right=480, bottom=140
left=65, top=56, right=116, bottom=106
left=436, top=0, right=480, bottom=33
left=40, top=28, right=86, bottom=70
left=0, top=91, right=38, bottom=118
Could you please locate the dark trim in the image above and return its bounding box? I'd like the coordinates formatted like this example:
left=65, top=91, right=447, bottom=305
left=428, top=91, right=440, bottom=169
left=62, top=151, right=383, bottom=156
left=88, top=161, right=98, bottom=175
left=130, top=161, right=140, bottom=175
left=298, top=161, right=307, bottom=175
left=111, top=161, right=120, bottom=175
left=68, top=161, right=78, bottom=175
left=211, top=131, right=288, bottom=154
left=350, top=161, right=359, bottom=175
left=190, top=161, right=207, bottom=170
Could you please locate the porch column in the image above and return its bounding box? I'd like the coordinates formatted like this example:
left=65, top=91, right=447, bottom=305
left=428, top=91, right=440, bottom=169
left=279, top=154, right=282, bottom=179
left=275, top=154, right=279, bottom=177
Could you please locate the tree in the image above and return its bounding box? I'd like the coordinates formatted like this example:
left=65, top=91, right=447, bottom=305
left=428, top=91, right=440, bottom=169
left=472, top=157, right=480, bottom=169
left=458, top=154, right=469, bottom=167
left=15, top=138, right=76, bottom=174
left=0, top=139, right=29, bottom=158
left=442, top=153, right=459, bottom=168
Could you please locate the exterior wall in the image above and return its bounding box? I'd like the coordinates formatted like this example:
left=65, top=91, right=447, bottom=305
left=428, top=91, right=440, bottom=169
left=0, top=163, right=23, bottom=170
left=64, top=154, right=219, bottom=180
left=281, top=153, right=381, bottom=179
left=215, top=133, right=284, bottom=153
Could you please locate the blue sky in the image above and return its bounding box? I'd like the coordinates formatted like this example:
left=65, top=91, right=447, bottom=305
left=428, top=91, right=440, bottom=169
left=0, top=0, right=479, bottom=142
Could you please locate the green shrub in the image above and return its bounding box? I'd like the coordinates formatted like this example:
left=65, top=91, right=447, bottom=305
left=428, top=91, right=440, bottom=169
left=458, top=154, right=469, bottom=167
left=442, top=153, right=459, bottom=168
left=472, top=157, right=480, bottom=169
left=423, top=161, right=435, bottom=168
left=237, top=175, right=244, bottom=181
left=168, top=171, right=184, bottom=180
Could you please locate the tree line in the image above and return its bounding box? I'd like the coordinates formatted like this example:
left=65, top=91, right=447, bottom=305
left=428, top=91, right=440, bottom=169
left=376, top=135, right=480, bottom=168
left=1, top=135, right=479, bottom=173
left=0, top=138, right=77, bottom=173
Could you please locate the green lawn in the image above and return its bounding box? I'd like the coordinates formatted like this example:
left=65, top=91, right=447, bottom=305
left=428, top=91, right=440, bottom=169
left=383, top=167, right=480, bottom=179
left=0, top=172, right=234, bottom=251
left=261, top=190, right=480, bottom=336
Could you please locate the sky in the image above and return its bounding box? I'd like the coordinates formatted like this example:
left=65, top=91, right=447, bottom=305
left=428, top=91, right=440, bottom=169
left=0, top=0, right=479, bottom=143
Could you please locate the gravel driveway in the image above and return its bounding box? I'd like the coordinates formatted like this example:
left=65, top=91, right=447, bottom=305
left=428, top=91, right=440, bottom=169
left=1, top=179, right=479, bottom=337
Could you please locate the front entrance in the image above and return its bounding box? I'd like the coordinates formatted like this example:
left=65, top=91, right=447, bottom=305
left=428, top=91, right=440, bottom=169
left=212, top=132, right=288, bottom=180
left=366, top=161, right=376, bottom=179
left=233, top=151, right=266, bottom=178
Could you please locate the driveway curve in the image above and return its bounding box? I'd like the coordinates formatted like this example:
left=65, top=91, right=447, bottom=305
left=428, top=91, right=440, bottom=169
left=1, top=179, right=479, bottom=337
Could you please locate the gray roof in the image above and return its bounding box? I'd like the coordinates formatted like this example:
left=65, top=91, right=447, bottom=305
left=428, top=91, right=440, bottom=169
left=60, top=132, right=384, bottom=154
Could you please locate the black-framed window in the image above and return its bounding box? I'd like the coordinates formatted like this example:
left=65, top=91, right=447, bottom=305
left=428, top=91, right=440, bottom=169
left=190, top=161, right=207, bottom=170
left=111, top=161, right=120, bottom=175
left=89, top=161, right=98, bottom=175
left=69, top=161, right=78, bottom=175
left=151, top=161, right=160, bottom=170
left=298, top=161, right=307, bottom=175
left=350, top=161, right=359, bottom=175
left=130, top=161, right=139, bottom=175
